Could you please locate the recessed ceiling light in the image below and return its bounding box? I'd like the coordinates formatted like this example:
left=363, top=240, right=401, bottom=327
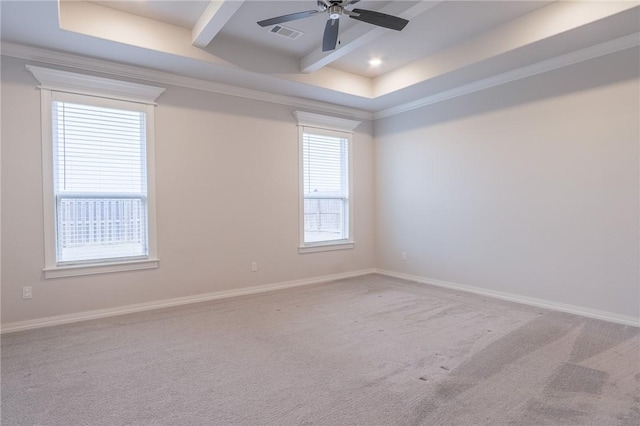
left=368, top=58, right=382, bottom=67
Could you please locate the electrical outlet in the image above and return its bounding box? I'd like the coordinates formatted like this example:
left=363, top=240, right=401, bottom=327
left=401, top=252, right=408, bottom=261
left=22, top=286, right=32, bottom=300
left=251, top=261, right=258, bottom=272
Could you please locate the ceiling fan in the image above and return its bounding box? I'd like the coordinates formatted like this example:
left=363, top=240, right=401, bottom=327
left=257, top=0, right=409, bottom=52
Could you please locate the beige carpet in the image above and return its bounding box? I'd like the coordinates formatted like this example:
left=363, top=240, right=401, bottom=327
left=2, top=274, right=639, bottom=425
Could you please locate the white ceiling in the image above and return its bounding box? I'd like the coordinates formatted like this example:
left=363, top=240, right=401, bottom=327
left=1, top=1, right=639, bottom=116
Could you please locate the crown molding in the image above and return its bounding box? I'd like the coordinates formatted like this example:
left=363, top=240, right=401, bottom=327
left=2, top=31, right=638, bottom=122
left=374, top=32, right=640, bottom=119
left=1, top=42, right=374, bottom=121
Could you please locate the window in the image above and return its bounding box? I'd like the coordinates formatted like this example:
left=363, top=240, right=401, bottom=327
left=302, top=130, right=350, bottom=243
left=28, top=66, right=165, bottom=278
left=53, top=95, right=148, bottom=264
left=294, top=111, right=360, bottom=253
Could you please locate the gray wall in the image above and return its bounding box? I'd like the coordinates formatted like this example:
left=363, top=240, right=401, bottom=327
left=2, top=47, right=639, bottom=326
left=0, top=56, right=376, bottom=324
left=375, top=48, right=639, bottom=319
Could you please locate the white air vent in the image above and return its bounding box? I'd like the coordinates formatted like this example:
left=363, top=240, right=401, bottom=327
left=269, top=25, right=303, bottom=40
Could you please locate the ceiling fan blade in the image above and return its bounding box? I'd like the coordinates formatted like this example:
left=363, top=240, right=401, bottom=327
left=257, top=10, right=319, bottom=27
left=322, top=18, right=339, bottom=52
left=349, top=8, right=409, bottom=31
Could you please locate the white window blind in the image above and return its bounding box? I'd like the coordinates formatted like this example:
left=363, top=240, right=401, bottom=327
left=52, top=99, right=149, bottom=264
left=302, top=131, right=349, bottom=244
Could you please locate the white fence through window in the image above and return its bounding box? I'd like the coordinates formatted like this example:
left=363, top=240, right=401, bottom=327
left=304, top=197, right=347, bottom=242
left=56, top=195, right=147, bottom=263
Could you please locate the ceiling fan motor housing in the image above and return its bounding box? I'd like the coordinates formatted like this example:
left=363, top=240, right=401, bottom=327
left=328, top=5, right=342, bottom=20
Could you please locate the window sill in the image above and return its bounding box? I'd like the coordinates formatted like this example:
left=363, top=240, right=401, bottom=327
left=298, top=241, right=355, bottom=254
left=44, top=258, right=159, bottom=279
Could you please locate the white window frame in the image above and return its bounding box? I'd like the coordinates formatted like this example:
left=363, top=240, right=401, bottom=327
left=294, top=111, right=360, bottom=254
left=27, top=65, right=165, bottom=278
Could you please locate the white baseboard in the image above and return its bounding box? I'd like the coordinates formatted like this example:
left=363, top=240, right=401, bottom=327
left=376, top=269, right=640, bottom=328
left=5, top=268, right=636, bottom=333
left=1, top=269, right=376, bottom=334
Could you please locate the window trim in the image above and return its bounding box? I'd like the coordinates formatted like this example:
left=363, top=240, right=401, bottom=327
left=294, top=111, right=360, bottom=254
left=28, top=65, right=165, bottom=278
